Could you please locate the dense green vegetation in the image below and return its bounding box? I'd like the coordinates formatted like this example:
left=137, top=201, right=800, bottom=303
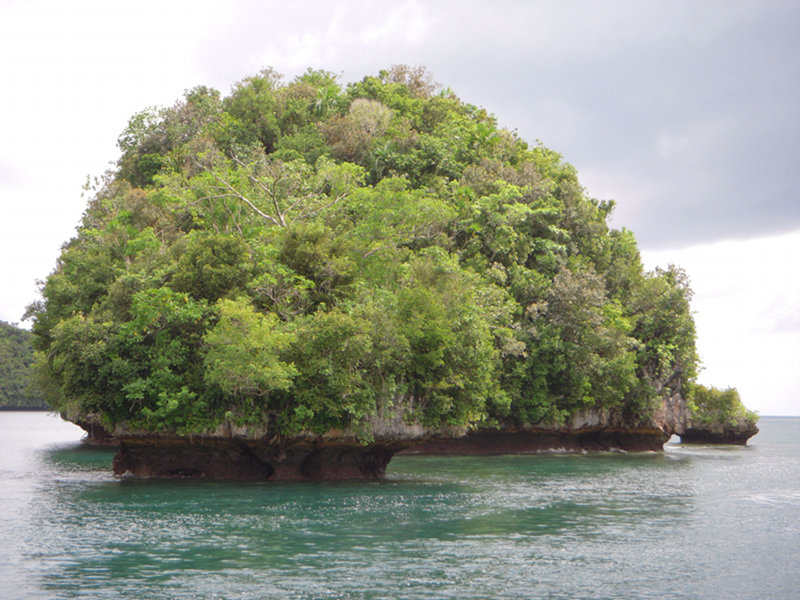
left=28, top=66, right=706, bottom=437
left=689, top=384, right=758, bottom=428
left=0, top=321, right=46, bottom=409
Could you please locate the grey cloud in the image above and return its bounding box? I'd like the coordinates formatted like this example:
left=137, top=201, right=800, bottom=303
left=429, top=1, right=800, bottom=248
left=195, top=0, right=800, bottom=249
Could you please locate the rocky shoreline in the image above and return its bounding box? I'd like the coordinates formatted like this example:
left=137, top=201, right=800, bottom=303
left=68, top=394, right=759, bottom=481
left=680, top=416, right=760, bottom=445
left=109, top=431, right=667, bottom=482
left=112, top=436, right=401, bottom=481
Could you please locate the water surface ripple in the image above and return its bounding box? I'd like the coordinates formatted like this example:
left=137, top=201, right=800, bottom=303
left=1, top=413, right=798, bottom=599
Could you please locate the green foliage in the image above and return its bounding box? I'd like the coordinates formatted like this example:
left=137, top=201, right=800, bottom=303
left=118, top=87, right=223, bottom=187
left=392, top=249, right=506, bottom=426
left=689, top=384, right=758, bottom=427
left=632, top=265, right=699, bottom=388
left=0, top=322, right=46, bottom=409
left=30, top=65, right=741, bottom=438
left=204, top=298, right=297, bottom=405
left=223, top=69, right=282, bottom=152
left=169, top=231, right=252, bottom=302
left=281, top=308, right=377, bottom=434
left=114, top=288, right=212, bottom=430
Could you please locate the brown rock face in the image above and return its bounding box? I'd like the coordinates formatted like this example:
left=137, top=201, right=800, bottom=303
left=112, top=437, right=401, bottom=481
left=96, top=389, right=705, bottom=481
left=401, top=395, right=687, bottom=456
left=401, top=428, right=668, bottom=455
left=111, top=427, right=671, bottom=482
left=67, top=413, right=118, bottom=446
left=680, top=417, right=759, bottom=445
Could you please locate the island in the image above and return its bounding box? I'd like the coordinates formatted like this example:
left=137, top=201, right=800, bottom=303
left=27, top=66, right=758, bottom=480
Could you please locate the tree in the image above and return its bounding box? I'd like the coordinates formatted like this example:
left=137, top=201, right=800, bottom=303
left=323, top=98, right=393, bottom=164
left=204, top=298, right=297, bottom=403
left=689, top=385, right=757, bottom=427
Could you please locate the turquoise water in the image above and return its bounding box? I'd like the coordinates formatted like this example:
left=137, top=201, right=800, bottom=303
left=1, top=413, right=798, bottom=599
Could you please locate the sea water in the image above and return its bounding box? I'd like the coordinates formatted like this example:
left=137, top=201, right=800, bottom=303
left=1, top=412, right=798, bottom=599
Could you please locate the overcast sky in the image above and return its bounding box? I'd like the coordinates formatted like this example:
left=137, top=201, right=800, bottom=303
left=1, top=0, right=798, bottom=415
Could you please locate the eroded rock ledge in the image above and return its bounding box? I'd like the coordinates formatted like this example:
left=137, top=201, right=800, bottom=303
left=84, top=392, right=759, bottom=481
left=63, top=412, right=118, bottom=446
left=107, top=404, right=682, bottom=481
left=400, top=428, right=668, bottom=455
left=680, top=416, right=759, bottom=445
left=111, top=429, right=671, bottom=481
left=113, top=436, right=403, bottom=481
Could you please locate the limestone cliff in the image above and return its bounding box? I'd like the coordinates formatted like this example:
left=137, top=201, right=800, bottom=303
left=404, top=388, right=692, bottom=456
left=64, top=383, right=757, bottom=481
left=681, top=416, right=759, bottom=445
left=95, top=370, right=722, bottom=480
left=62, top=412, right=117, bottom=446
left=679, top=384, right=759, bottom=445
left=105, top=390, right=694, bottom=481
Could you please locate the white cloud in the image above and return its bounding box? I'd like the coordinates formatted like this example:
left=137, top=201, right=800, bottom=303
left=643, top=230, right=800, bottom=416
left=0, top=0, right=221, bottom=324
left=359, top=1, right=429, bottom=45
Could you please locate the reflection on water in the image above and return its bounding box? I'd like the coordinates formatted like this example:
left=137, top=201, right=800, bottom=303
left=2, top=413, right=799, bottom=600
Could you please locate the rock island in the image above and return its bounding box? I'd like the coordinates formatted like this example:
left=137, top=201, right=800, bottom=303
left=29, top=67, right=758, bottom=480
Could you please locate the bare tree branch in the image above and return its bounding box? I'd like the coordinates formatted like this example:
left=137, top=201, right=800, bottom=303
left=230, top=155, right=287, bottom=227
left=191, top=158, right=282, bottom=227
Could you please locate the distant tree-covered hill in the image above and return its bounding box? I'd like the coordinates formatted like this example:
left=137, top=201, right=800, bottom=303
left=0, top=321, right=46, bottom=409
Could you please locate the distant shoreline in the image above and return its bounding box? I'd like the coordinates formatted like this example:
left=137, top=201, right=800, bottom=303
left=758, top=415, right=800, bottom=420
left=758, top=414, right=800, bottom=418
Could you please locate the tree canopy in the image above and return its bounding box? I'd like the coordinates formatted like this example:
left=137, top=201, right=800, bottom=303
left=688, top=384, right=758, bottom=429
left=28, top=66, right=712, bottom=437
